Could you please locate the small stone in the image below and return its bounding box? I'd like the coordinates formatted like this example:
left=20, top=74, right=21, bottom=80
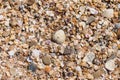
left=67, top=72, right=74, bottom=77
left=42, top=55, right=51, bottom=65
left=88, top=7, right=98, bottom=14
left=105, top=59, right=116, bottom=71
left=102, top=9, right=114, bottom=18
left=83, top=52, right=95, bottom=64
left=44, top=66, right=51, bottom=73
left=46, top=11, right=54, bottom=16
left=28, top=62, right=37, bottom=72
left=53, top=30, right=66, bottom=44
left=106, top=54, right=116, bottom=61
left=115, top=23, right=120, bottom=29
left=8, top=50, right=15, bottom=57
left=93, top=68, right=104, bottom=79
left=86, top=16, right=95, bottom=24
left=63, top=46, right=74, bottom=55
left=79, top=6, right=86, bottom=14
left=32, top=49, right=41, bottom=59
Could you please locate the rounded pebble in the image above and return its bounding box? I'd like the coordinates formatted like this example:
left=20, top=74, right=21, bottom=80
left=53, top=30, right=66, bottom=44
left=42, top=55, right=51, bottom=65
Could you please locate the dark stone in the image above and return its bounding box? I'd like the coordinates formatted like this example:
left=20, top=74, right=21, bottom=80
left=28, top=62, right=37, bottom=72
left=67, top=72, right=74, bottom=77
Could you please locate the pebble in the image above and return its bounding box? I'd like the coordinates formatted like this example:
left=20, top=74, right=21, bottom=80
left=32, top=49, right=41, bottom=59
left=93, top=68, right=104, bottom=79
left=83, top=52, right=95, bottom=64
left=86, top=16, right=95, bottom=24
left=8, top=50, right=15, bottom=57
left=105, top=59, right=116, bottom=71
left=102, top=9, right=114, bottom=18
left=63, top=46, right=74, bottom=55
left=28, top=62, right=37, bottom=72
left=46, top=11, right=54, bottom=17
left=42, top=55, right=51, bottom=65
left=44, top=66, right=51, bottom=73
left=53, top=30, right=66, bottom=44
left=75, top=66, right=82, bottom=72
left=88, top=7, right=98, bottom=14
left=115, top=23, right=120, bottom=29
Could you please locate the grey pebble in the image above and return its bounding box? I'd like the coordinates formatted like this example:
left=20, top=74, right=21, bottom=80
left=115, top=23, right=120, bottom=29
left=86, top=16, right=95, bottom=24
left=28, top=62, right=37, bottom=72
left=63, top=46, right=75, bottom=55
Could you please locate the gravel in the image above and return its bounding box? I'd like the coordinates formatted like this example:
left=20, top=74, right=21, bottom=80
left=63, top=46, right=74, bottom=55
